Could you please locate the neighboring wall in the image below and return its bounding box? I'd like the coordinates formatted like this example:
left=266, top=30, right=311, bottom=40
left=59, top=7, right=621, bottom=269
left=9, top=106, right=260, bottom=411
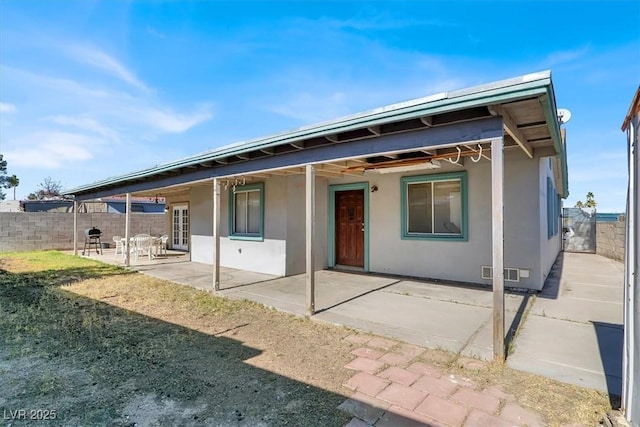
left=0, top=212, right=167, bottom=252
left=596, top=216, right=626, bottom=262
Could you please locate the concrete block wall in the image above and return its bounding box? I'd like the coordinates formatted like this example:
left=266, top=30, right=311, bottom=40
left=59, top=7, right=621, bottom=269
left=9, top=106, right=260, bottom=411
left=0, top=212, right=167, bottom=252
left=596, top=216, right=626, bottom=262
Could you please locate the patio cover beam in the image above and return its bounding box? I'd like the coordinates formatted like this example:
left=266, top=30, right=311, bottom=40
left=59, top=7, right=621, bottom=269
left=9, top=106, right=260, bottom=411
left=124, top=193, right=131, bottom=267
left=72, top=117, right=503, bottom=201
left=491, top=136, right=505, bottom=361
left=306, top=164, right=316, bottom=316
left=213, top=178, right=221, bottom=292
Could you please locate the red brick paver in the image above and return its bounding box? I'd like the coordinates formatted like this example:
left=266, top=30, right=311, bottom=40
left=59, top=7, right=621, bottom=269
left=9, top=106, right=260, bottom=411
left=377, top=366, right=421, bottom=386
left=407, top=361, right=442, bottom=378
left=376, top=383, right=428, bottom=411
left=338, top=339, right=548, bottom=427
left=411, top=375, right=458, bottom=397
left=446, top=373, right=477, bottom=388
left=451, top=387, right=501, bottom=414
left=345, top=356, right=386, bottom=374
left=367, top=337, right=397, bottom=350
left=351, top=347, right=384, bottom=360
left=344, top=371, right=390, bottom=396
left=415, top=395, right=468, bottom=426
left=377, top=405, right=446, bottom=427
left=395, top=344, right=426, bottom=359
left=378, top=352, right=412, bottom=366
left=463, top=409, right=514, bottom=427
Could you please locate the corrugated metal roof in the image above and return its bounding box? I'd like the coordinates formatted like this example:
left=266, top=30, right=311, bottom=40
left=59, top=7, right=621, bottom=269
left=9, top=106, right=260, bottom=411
left=65, top=70, right=564, bottom=196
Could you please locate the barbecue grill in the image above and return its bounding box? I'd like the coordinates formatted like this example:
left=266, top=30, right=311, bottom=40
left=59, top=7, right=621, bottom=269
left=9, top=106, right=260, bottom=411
left=82, top=227, right=102, bottom=256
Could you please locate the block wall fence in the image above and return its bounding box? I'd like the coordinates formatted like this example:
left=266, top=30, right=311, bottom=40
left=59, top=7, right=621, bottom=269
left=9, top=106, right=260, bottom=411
left=0, top=212, right=167, bottom=252
left=595, top=216, right=626, bottom=262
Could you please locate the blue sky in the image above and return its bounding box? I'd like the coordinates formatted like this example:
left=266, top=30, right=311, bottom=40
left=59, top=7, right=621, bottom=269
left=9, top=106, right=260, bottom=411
left=0, top=1, right=638, bottom=211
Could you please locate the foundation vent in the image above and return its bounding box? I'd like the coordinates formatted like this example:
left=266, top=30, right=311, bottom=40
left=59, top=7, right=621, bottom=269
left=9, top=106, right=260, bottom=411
left=481, top=266, right=521, bottom=282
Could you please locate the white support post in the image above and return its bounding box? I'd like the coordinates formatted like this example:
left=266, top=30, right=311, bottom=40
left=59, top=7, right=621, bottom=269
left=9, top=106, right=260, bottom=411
left=491, top=137, right=505, bottom=361
left=73, top=201, right=78, bottom=256
left=306, top=164, right=316, bottom=316
left=124, top=193, right=131, bottom=267
left=213, top=178, right=221, bottom=292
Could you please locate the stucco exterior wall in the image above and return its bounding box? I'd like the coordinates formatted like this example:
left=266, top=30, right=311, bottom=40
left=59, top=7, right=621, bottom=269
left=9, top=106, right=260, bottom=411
left=182, top=149, right=560, bottom=290
left=327, top=149, right=549, bottom=290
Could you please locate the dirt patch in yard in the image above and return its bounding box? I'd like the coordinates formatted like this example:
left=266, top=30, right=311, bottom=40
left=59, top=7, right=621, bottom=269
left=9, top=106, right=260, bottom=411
left=0, top=252, right=354, bottom=426
left=0, top=251, right=614, bottom=426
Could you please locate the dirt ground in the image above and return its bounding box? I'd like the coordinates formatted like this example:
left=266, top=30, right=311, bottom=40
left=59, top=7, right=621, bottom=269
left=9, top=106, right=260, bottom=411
left=0, top=251, right=613, bottom=426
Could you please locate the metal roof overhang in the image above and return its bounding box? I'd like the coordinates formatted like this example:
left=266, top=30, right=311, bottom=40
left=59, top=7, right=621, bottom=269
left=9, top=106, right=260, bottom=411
left=65, top=70, right=568, bottom=201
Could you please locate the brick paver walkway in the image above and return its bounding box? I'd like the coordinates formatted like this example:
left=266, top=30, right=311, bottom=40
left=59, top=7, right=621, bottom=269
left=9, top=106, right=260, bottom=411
left=338, top=334, right=547, bottom=427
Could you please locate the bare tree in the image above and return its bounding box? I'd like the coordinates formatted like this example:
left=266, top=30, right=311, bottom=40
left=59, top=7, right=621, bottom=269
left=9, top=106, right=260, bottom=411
left=28, top=177, right=64, bottom=200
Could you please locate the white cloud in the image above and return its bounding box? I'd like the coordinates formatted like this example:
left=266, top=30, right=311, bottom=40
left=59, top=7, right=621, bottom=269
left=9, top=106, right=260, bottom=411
left=1, top=65, right=213, bottom=135
left=0, top=102, right=17, bottom=113
left=44, top=115, right=120, bottom=141
left=129, top=104, right=214, bottom=133
left=543, top=46, right=590, bottom=66
left=61, top=44, right=149, bottom=92
left=5, top=131, right=98, bottom=168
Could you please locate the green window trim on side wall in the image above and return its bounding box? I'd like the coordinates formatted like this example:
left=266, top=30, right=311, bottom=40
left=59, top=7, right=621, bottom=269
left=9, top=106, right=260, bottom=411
left=400, top=171, right=468, bottom=241
left=228, top=182, right=265, bottom=241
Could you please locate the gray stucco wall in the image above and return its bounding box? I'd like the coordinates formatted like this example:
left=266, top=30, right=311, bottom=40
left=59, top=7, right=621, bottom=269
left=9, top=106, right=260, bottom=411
left=327, top=149, right=552, bottom=290
left=181, top=148, right=561, bottom=290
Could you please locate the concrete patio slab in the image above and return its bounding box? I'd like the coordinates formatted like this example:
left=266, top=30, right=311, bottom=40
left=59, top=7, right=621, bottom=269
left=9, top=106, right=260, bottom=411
left=508, top=315, right=623, bottom=393
left=507, top=252, right=624, bottom=395
left=315, top=290, right=494, bottom=354
left=86, top=248, right=624, bottom=397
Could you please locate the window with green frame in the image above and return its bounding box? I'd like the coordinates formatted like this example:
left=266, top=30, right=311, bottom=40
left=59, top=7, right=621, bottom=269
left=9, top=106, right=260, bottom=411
left=401, top=172, right=468, bottom=241
left=229, top=183, right=264, bottom=240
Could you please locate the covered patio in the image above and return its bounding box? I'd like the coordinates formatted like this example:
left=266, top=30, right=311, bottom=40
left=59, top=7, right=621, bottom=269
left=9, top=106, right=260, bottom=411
left=94, top=247, right=531, bottom=360
left=65, top=71, right=569, bottom=362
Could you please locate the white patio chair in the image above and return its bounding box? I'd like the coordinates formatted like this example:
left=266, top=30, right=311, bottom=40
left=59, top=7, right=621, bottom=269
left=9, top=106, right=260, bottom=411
left=112, top=236, right=124, bottom=258
left=133, top=234, right=153, bottom=261
left=160, top=234, right=169, bottom=256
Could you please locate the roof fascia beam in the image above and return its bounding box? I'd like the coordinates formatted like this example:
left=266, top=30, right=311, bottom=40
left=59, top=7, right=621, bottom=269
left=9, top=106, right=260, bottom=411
left=73, top=117, right=503, bottom=201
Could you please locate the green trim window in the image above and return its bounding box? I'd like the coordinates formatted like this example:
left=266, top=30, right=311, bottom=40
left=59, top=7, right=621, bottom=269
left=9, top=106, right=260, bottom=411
left=401, top=172, right=468, bottom=241
left=547, top=177, right=560, bottom=239
left=229, top=183, right=264, bottom=240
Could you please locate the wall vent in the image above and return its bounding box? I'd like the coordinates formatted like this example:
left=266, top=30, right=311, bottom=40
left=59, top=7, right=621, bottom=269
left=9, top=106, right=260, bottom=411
left=481, top=266, right=521, bottom=282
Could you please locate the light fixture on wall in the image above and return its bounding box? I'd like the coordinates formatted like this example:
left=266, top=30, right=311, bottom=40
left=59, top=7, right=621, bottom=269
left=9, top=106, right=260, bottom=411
left=371, top=185, right=379, bottom=193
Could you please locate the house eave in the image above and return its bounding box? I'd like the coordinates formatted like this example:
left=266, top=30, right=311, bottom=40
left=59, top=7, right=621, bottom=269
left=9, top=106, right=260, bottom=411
left=64, top=70, right=566, bottom=199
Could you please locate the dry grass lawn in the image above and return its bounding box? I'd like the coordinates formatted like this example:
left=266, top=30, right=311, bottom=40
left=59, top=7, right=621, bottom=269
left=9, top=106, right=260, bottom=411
left=0, top=251, right=613, bottom=426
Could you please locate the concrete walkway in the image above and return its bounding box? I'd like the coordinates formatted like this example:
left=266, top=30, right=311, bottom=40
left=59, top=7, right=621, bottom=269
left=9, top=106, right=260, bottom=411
left=89, top=249, right=624, bottom=397
left=507, top=252, right=624, bottom=395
